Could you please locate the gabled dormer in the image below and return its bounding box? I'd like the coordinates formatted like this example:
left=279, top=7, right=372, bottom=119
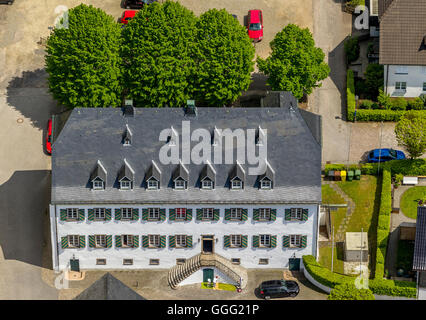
left=118, top=159, right=134, bottom=190
left=200, top=161, right=216, bottom=190
left=146, top=160, right=161, bottom=190
left=259, top=160, right=275, bottom=190
left=90, top=160, right=107, bottom=190
left=167, top=126, right=179, bottom=146
left=229, top=161, right=245, bottom=190
left=172, top=161, right=189, bottom=190
left=212, top=126, right=222, bottom=146
left=123, top=124, right=132, bottom=146
left=256, top=126, right=267, bottom=146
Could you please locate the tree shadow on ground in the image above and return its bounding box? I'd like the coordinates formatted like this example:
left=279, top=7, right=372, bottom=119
left=328, top=38, right=348, bottom=120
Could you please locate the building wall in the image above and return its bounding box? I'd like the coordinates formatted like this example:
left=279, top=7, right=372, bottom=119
left=52, top=203, right=319, bottom=271
left=384, top=65, right=426, bottom=97
left=179, top=267, right=237, bottom=287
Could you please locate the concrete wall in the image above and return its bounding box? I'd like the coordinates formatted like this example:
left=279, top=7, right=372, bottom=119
left=52, top=203, right=319, bottom=271
left=179, top=267, right=237, bottom=287
left=384, top=65, right=426, bottom=97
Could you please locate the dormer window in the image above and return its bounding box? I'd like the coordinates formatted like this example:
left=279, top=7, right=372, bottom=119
left=260, top=179, right=272, bottom=189
left=118, top=159, right=134, bottom=190
left=173, top=162, right=188, bottom=190
left=231, top=179, right=243, bottom=190
left=258, top=160, right=274, bottom=190
left=123, top=137, right=131, bottom=146
left=120, top=179, right=131, bottom=190
left=147, top=179, right=159, bottom=190
left=123, top=125, right=132, bottom=146
left=93, top=179, right=104, bottom=190
left=175, top=178, right=186, bottom=190
left=146, top=161, right=161, bottom=190
left=200, top=161, right=216, bottom=190
left=90, top=160, right=107, bottom=191
left=202, top=179, right=213, bottom=190
left=168, top=126, right=178, bottom=146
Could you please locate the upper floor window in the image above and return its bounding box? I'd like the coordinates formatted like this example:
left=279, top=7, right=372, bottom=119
left=147, top=179, right=159, bottom=190
left=290, top=235, right=302, bottom=248
left=423, top=82, right=426, bottom=91
left=260, top=179, right=272, bottom=189
left=176, top=208, right=187, bottom=220
left=149, top=235, right=160, bottom=248
left=202, top=208, right=214, bottom=220
left=259, top=234, right=271, bottom=247
left=95, top=235, right=107, bottom=248
left=93, top=179, right=104, bottom=190
left=121, top=208, right=132, bottom=220
left=291, top=208, right=303, bottom=220
left=231, top=179, right=242, bottom=190
left=149, top=208, right=160, bottom=220
left=68, top=235, right=80, bottom=248
left=202, top=179, right=213, bottom=190
left=230, top=235, right=242, bottom=247
left=259, top=208, right=271, bottom=220
left=175, top=235, right=187, bottom=248
left=230, top=208, right=242, bottom=220
left=122, top=235, right=134, bottom=248
left=175, top=179, right=186, bottom=190
left=395, top=66, right=408, bottom=74
left=94, top=208, right=105, bottom=220
left=67, top=208, right=78, bottom=220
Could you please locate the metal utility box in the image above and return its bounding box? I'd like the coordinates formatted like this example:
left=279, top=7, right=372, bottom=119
left=344, top=232, right=368, bottom=262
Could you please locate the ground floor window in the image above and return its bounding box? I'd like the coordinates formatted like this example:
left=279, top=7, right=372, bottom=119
left=68, top=235, right=80, bottom=248
left=96, top=259, right=106, bottom=265
left=395, top=81, right=407, bottom=91
left=175, top=235, right=186, bottom=248
left=150, top=259, right=160, bottom=265
left=122, top=235, right=134, bottom=247
left=290, top=235, right=302, bottom=248
left=123, top=259, right=133, bottom=265
left=230, top=235, right=242, bottom=247
left=231, top=258, right=241, bottom=265
left=176, top=258, right=186, bottom=265
left=259, top=258, right=269, bottom=265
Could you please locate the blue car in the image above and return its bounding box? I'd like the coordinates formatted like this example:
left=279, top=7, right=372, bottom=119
left=367, top=148, right=406, bottom=163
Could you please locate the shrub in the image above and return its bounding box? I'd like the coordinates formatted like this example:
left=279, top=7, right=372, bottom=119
left=394, top=173, right=404, bottom=187
left=378, top=89, right=392, bottom=109
left=388, top=159, right=426, bottom=176
left=360, top=100, right=374, bottom=109
left=344, top=36, right=360, bottom=64
left=364, top=64, right=384, bottom=99
left=408, top=97, right=424, bottom=110
left=347, top=70, right=356, bottom=121
left=328, top=283, right=375, bottom=300
left=360, top=163, right=378, bottom=175
left=391, top=98, right=408, bottom=111
left=371, top=102, right=380, bottom=110
left=324, top=164, right=346, bottom=175
left=369, top=279, right=416, bottom=298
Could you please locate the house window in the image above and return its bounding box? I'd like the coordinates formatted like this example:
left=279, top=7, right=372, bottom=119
left=231, top=258, right=241, bottom=265
left=120, top=180, right=131, bottom=190
left=423, top=82, right=426, bottom=91
left=121, top=208, right=132, bottom=220
left=150, top=259, right=160, bottom=265
left=290, top=208, right=303, bottom=220
left=231, top=179, right=242, bottom=189
left=175, top=179, right=186, bottom=190
left=123, top=259, right=133, bottom=265
left=176, top=258, right=186, bottom=265
left=93, top=180, right=104, bottom=190
left=259, top=258, right=269, bottom=265
left=175, top=208, right=187, bottom=220
left=94, top=208, right=105, bottom=220
left=230, top=208, right=242, bottom=220
left=230, top=235, right=242, bottom=247
left=148, top=208, right=160, bottom=220
left=202, top=208, right=214, bottom=220
left=96, top=259, right=106, bottom=265
left=260, top=179, right=272, bottom=189
left=259, top=208, right=271, bottom=220
left=395, top=82, right=407, bottom=90
left=395, top=66, right=408, bottom=74
left=259, top=234, right=271, bottom=247
left=68, top=235, right=80, bottom=248
left=147, top=179, right=158, bottom=190
left=149, top=235, right=160, bottom=248
left=122, top=235, right=134, bottom=247
left=202, top=179, right=213, bottom=190
left=175, top=235, right=187, bottom=248
left=123, top=138, right=131, bottom=146
left=66, top=208, right=78, bottom=220
left=290, top=235, right=302, bottom=248
left=95, top=235, right=107, bottom=248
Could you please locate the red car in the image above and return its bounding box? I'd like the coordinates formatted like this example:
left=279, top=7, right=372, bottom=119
left=120, top=10, right=137, bottom=24
left=247, top=10, right=263, bottom=42
left=46, top=118, right=52, bottom=155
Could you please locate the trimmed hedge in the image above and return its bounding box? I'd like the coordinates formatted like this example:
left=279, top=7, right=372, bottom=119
left=324, top=163, right=379, bottom=176
left=347, top=69, right=356, bottom=121
left=369, top=279, right=416, bottom=298
left=328, top=283, right=375, bottom=300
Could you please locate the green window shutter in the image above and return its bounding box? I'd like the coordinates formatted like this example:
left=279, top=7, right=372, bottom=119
left=186, top=209, right=192, bottom=221
left=79, top=235, right=85, bottom=248
left=301, top=235, right=307, bottom=248
left=133, top=235, right=139, bottom=248
left=186, top=236, right=193, bottom=248
left=285, top=209, right=291, bottom=221
left=252, top=235, right=259, bottom=248
left=283, top=235, right=290, bottom=248
left=224, top=235, right=230, bottom=248
left=253, top=209, right=259, bottom=221
left=88, top=209, right=95, bottom=221
left=115, top=208, right=121, bottom=221
left=242, top=209, right=248, bottom=221
left=142, top=235, right=149, bottom=248
left=115, top=235, right=122, bottom=248
left=61, top=236, right=68, bottom=249
left=142, top=208, right=149, bottom=220
left=241, top=235, right=248, bottom=248
left=132, top=208, right=139, bottom=220
left=60, top=209, right=67, bottom=221
left=270, top=209, right=276, bottom=221
left=213, top=209, right=220, bottom=221
left=224, top=209, right=231, bottom=220
left=271, top=235, right=277, bottom=248
left=105, top=208, right=111, bottom=221
left=196, top=209, right=203, bottom=220
left=169, top=235, right=176, bottom=248
left=160, top=235, right=166, bottom=248
left=106, top=235, right=112, bottom=248
left=302, top=209, right=309, bottom=221
left=78, top=209, right=85, bottom=221
left=160, top=208, right=166, bottom=221
left=169, top=209, right=176, bottom=221
left=89, top=235, right=96, bottom=248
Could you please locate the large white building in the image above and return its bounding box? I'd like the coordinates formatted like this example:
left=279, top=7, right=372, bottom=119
left=49, top=92, right=322, bottom=288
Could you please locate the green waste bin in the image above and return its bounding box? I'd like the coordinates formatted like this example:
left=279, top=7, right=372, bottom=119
left=354, top=169, right=361, bottom=180
left=347, top=170, right=354, bottom=181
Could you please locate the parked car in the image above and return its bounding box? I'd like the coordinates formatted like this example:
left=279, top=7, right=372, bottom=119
left=367, top=148, right=406, bottom=163
left=247, top=9, right=263, bottom=42
left=120, top=10, right=137, bottom=24
left=0, top=0, right=14, bottom=4
left=258, top=280, right=299, bottom=299
left=123, top=0, right=157, bottom=9
left=46, top=118, right=52, bottom=155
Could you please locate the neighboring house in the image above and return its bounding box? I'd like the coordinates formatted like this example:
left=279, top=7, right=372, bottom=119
left=413, top=206, right=426, bottom=300
left=379, top=0, right=426, bottom=97
left=49, top=92, right=322, bottom=287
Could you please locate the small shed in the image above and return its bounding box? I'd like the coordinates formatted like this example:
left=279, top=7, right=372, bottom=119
left=403, top=176, right=418, bottom=185
left=399, top=222, right=417, bottom=241
left=344, top=232, right=368, bottom=262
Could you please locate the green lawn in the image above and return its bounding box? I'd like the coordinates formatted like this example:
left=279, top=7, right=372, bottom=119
left=400, top=186, right=426, bottom=219
left=201, top=282, right=236, bottom=291
left=318, top=245, right=345, bottom=275
left=321, top=185, right=347, bottom=232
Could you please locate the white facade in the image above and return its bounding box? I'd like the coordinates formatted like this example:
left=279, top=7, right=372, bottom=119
left=51, top=203, right=319, bottom=271
left=384, top=65, right=426, bottom=97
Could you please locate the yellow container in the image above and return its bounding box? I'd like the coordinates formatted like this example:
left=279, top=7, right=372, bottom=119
left=341, top=170, right=347, bottom=181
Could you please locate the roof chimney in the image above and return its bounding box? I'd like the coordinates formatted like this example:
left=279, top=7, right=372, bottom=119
left=123, top=99, right=134, bottom=117
left=185, top=99, right=197, bottom=116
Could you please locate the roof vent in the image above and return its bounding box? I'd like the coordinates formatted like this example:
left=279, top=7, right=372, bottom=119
left=185, top=100, right=197, bottom=116
left=123, top=99, right=134, bottom=117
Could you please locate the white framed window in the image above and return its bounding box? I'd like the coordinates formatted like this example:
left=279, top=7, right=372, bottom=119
left=122, top=235, right=134, bottom=247
left=290, top=208, right=303, bottom=220
left=395, top=66, right=408, bottom=74
left=120, top=180, right=131, bottom=190
left=231, top=258, right=241, bottom=265
left=230, top=235, right=242, bottom=247
left=96, top=258, right=106, bottom=265
left=259, top=258, right=269, bottom=265
left=175, top=179, right=186, bottom=190
left=202, top=208, right=214, bottom=220
left=148, top=208, right=160, bottom=220
left=68, top=235, right=80, bottom=248
left=395, top=82, right=407, bottom=90
left=147, top=179, right=158, bottom=190
left=93, top=180, right=104, bottom=190
left=231, top=179, right=242, bottom=189
left=423, top=82, right=426, bottom=91
left=149, top=235, right=160, bottom=248
left=95, top=235, right=106, bottom=248
left=290, top=235, right=302, bottom=248
left=123, top=259, right=133, bottom=265
left=230, top=208, right=242, bottom=220
left=260, top=179, right=272, bottom=189
left=202, top=179, right=213, bottom=189
left=66, top=208, right=78, bottom=220
left=94, top=208, right=105, bottom=220
left=123, top=138, right=131, bottom=146
left=149, top=259, right=160, bottom=265
left=259, top=208, right=271, bottom=220
left=175, top=208, right=186, bottom=220
left=121, top=208, right=132, bottom=220
left=259, top=234, right=271, bottom=247
left=175, top=235, right=186, bottom=248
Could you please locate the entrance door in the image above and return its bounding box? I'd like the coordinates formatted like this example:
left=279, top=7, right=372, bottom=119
left=202, top=235, right=214, bottom=254
left=203, top=268, right=214, bottom=283
left=70, top=258, right=80, bottom=272
left=288, top=258, right=300, bottom=271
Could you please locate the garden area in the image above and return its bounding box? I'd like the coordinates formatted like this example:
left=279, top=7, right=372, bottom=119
left=400, top=186, right=426, bottom=219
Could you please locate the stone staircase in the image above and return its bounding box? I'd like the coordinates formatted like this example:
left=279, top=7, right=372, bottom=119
left=168, top=253, right=248, bottom=290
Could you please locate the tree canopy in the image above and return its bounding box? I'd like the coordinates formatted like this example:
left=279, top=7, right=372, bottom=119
left=194, top=9, right=255, bottom=106
left=395, top=111, right=426, bottom=159
left=328, top=283, right=375, bottom=300
left=257, top=24, right=330, bottom=100
left=45, top=4, right=122, bottom=108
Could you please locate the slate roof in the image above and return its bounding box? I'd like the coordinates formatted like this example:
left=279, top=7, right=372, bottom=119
left=118, top=159, right=135, bottom=182
left=90, top=161, right=107, bottom=182
left=146, top=160, right=161, bottom=182
left=413, top=207, right=426, bottom=271
left=379, top=0, right=426, bottom=65
left=51, top=92, right=322, bottom=205
left=200, top=162, right=216, bottom=182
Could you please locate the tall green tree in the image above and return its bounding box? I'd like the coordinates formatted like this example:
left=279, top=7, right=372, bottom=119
left=121, top=1, right=197, bottom=107
left=328, top=283, right=375, bottom=300
left=45, top=4, right=122, bottom=108
left=395, top=111, right=426, bottom=159
left=257, top=24, right=330, bottom=100
left=364, top=63, right=384, bottom=99
left=194, top=9, right=255, bottom=106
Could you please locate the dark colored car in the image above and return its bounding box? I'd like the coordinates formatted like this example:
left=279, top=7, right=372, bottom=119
left=259, top=280, right=299, bottom=299
left=123, top=0, right=157, bottom=9
left=46, top=118, right=52, bottom=155
left=0, top=0, right=14, bottom=4
left=367, top=148, right=406, bottom=163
